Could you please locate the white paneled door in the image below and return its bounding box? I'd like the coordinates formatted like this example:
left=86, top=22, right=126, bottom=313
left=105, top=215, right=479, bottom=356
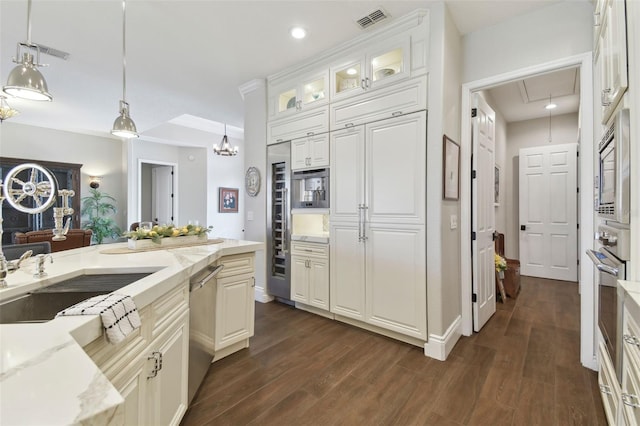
left=472, top=94, right=496, bottom=332
left=519, top=143, right=578, bottom=281
left=152, top=165, right=174, bottom=224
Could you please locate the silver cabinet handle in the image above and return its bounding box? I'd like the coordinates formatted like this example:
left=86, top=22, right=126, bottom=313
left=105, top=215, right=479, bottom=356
left=147, top=351, right=162, bottom=379
left=624, top=334, right=640, bottom=348
left=600, top=384, right=612, bottom=395
left=622, top=393, right=640, bottom=408
left=594, top=11, right=600, bottom=27
left=358, top=204, right=364, bottom=242
left=282, top=188, right=289, bottom=253
left=361, top=205, right=368, bottom=241
left=296, top=100, right=302, bottom=110
left=392, top=111, right=402, bottom=117
left=307, top=132, right=314, bottom=136
left=190, top=264, right=224, bottom=292
left=365, top=77, right=370, bottom=88
left=345, top=123, right=354, bottom=128
left=251, top=277, right=256, bottom=288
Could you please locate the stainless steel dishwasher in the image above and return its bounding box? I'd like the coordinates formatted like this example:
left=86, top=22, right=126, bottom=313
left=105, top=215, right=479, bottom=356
left=188, top=263, right=224, bottom=404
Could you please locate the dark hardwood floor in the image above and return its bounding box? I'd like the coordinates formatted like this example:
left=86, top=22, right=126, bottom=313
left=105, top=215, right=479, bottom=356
left=182, top=276, right=607, bottom=425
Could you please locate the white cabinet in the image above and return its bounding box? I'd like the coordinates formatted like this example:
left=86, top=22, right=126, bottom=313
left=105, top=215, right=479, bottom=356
left=621, top=297, right=640, bottom=425
left=595, top=0, right=628, bottom=124
left=330, top=35, right=410, bottom=101
left=147, top=311, right=189, bottom=426
left=213, top=252, right=256, bottom=353
left=268, top=106, right=329, bottom=145
left=292, top=134, right=330, bottom=170
left=599, top=341, right=622, bottom=425
left=86, top=286, right=190, bottom=426
left=290, top=241, right=329, bottom=310
left=330, top=76, right=427, bottom=130
left=330, top=111, right=426, bottom=340
left=269, top=70, right=329, bottom=118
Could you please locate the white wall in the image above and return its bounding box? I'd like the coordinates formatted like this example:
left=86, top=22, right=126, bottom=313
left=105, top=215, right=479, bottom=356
left=206, top=135, right=245, bottom=239
left=239, top=80, right=268, bottom=300
left=179, top=147, right=207, bottom=226
left=436, top=3, right=463, bottom=335
left=463, top=1, right=593, bottom=83
left=0, top=123, right=127, bottom=230
left=505, top=112, right=579, bottom=259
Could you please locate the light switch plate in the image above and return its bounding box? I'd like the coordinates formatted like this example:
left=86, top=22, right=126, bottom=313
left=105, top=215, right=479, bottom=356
left=247, top=211, right=254, bottom=221
left=450, top=214, right=457, bottom=230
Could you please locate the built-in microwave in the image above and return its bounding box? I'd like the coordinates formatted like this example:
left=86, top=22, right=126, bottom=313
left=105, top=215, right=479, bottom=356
left=596, top=108, right=630, bottom=224
left=291, top=168, right=329, bottom=209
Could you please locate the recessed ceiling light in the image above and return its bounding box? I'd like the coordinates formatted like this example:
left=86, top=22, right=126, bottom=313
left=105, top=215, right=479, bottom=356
left=545, top=103, right=557, bottom=110
left=346, top=68, right=357, bottom=75
left=290, top=27, right=306, bottom=39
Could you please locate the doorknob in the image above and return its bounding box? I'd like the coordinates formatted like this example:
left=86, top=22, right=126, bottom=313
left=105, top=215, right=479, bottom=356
left=520, top=225, right=527, bottom=231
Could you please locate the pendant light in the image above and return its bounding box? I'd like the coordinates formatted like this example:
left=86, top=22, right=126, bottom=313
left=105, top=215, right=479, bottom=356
left=213, top=124, right=239, bottom=156
left=111, top=0, right=138, bottom=138
left=3, top=0, right=53, bottom=101
left=0, top=95, right=20, bottom=123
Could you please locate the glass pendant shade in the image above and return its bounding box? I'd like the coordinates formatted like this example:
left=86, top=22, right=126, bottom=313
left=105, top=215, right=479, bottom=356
left=0, top=95, right=20, bottom=122
left=3, top=53, right=52, bottom=101
left=111, top=100, right=138, bottom=138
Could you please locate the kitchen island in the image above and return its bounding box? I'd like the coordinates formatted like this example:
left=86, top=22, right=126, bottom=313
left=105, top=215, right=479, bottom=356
left=0, top=238, right=263, bottom=425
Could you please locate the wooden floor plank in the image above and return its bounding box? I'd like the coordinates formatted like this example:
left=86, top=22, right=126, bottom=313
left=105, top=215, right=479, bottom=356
left=181, top=276, right=606, bottom=426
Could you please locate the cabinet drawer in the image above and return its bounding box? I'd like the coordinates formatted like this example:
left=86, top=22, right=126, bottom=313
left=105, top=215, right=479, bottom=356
left=291, top=241, right=328, bottom=258
left=598, top=341, right=621, bottom=426
left=622, top=345, right=640, bottom=426
left=217, top=253, right=255, bottom=278
left=268, top=106, right=329, bottom=144
left=331, top=76, right=426, bottom=129
left=84, top=305, right=151, bottom=379
left=152, top=282, right=189, bottom=338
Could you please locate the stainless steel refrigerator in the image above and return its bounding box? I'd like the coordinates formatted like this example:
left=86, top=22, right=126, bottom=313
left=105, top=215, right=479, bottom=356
left=266, top=142, right=292, bottom=302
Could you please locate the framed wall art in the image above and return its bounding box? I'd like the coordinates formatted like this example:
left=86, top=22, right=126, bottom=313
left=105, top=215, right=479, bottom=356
left=442, top=135, right=460, bottom=201
left=219, top=187, right=239, bottom=213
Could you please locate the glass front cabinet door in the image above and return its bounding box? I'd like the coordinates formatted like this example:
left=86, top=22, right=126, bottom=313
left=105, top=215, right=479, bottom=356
left=272, top=71, right=329, bottom=118
left=330, top=35, right=410, bottom=101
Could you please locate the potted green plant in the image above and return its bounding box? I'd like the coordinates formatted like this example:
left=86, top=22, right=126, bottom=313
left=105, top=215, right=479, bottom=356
left=81, top=188, right=122, bottom=244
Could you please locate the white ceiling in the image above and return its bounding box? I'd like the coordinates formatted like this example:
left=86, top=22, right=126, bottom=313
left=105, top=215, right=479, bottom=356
left=0, top=0, right=581, bottom=145
left=486, top=67, right=581, bottom=123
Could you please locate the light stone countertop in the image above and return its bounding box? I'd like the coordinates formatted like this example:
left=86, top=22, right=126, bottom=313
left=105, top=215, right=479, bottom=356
left=620, top=280, right=640, bottom=311
left=0, top=238, right=264, bottom=425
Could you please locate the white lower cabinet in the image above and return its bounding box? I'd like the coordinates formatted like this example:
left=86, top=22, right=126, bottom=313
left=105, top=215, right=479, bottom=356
left=147, top=310, right=189, bottom=426
left=291, top=241, right=329, bottom=310
left=599, top=341, right=621, bottom=425
left=84, top=281, right=189, bottom=426
left=215, top=272, right=255, bottom=350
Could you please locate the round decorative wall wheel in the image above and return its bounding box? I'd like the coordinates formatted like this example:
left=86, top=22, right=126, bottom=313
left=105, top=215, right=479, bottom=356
left=2, top=163, right=58, bottom=213
left=245, top=166, right=261, bottom=197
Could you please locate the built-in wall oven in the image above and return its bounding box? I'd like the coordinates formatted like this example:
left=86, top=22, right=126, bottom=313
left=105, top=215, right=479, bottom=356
left=596, top=108, right=630, bottom=224
left=588, top=223, right=631, bottom=382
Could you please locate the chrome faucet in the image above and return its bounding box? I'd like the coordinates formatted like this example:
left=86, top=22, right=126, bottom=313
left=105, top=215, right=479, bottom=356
left=0, top=250, right=33, bottom=288
left=33, top=254, right=53, bottom=279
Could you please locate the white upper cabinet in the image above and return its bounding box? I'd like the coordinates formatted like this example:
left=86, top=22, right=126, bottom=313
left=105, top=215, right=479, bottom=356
left=330, top=35, right=411, bottom=101
left=291, top=134, right=330, bottom=170
left=269, top=70, right=329, bottom=119
left=596, top=0, right=628, bottom=124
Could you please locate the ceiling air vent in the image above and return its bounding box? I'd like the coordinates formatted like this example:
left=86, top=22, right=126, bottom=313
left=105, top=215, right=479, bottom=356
left=356, top=8, right=389, bottom=29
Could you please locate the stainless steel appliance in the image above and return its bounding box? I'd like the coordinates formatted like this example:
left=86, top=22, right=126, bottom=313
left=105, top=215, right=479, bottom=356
left=588, top=223, right=631, bottom=383
left=188, top=263, right=224, bottom=404
left=267, top=142, right=292, bottom=302
left=596, top=108, right=630, bottom=224
left=291, top=168, right=329, bottom=209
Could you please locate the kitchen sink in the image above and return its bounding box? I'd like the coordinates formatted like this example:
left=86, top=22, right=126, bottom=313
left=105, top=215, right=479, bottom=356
left=0, top=273, right=151, bottom=324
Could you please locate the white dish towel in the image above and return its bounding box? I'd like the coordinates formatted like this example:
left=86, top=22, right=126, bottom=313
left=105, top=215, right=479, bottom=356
left=57, top=293, right=141, bottom=344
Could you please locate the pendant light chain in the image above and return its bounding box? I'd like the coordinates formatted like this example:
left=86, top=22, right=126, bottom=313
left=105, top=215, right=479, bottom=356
left=26, top=0, right=32, bottom=45
left=122, top=0, right=127, bottom=103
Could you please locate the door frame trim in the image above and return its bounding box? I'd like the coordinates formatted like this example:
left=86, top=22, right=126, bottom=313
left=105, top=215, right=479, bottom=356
left=137, top=159, right=179, bottom=225
left=459, top=52, right=596, bottom=370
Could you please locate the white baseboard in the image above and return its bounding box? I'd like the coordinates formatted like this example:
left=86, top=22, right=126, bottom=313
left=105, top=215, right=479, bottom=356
left=423, top=315, right=462, bottom=361
left=254, top=286, right=274, bottom=303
